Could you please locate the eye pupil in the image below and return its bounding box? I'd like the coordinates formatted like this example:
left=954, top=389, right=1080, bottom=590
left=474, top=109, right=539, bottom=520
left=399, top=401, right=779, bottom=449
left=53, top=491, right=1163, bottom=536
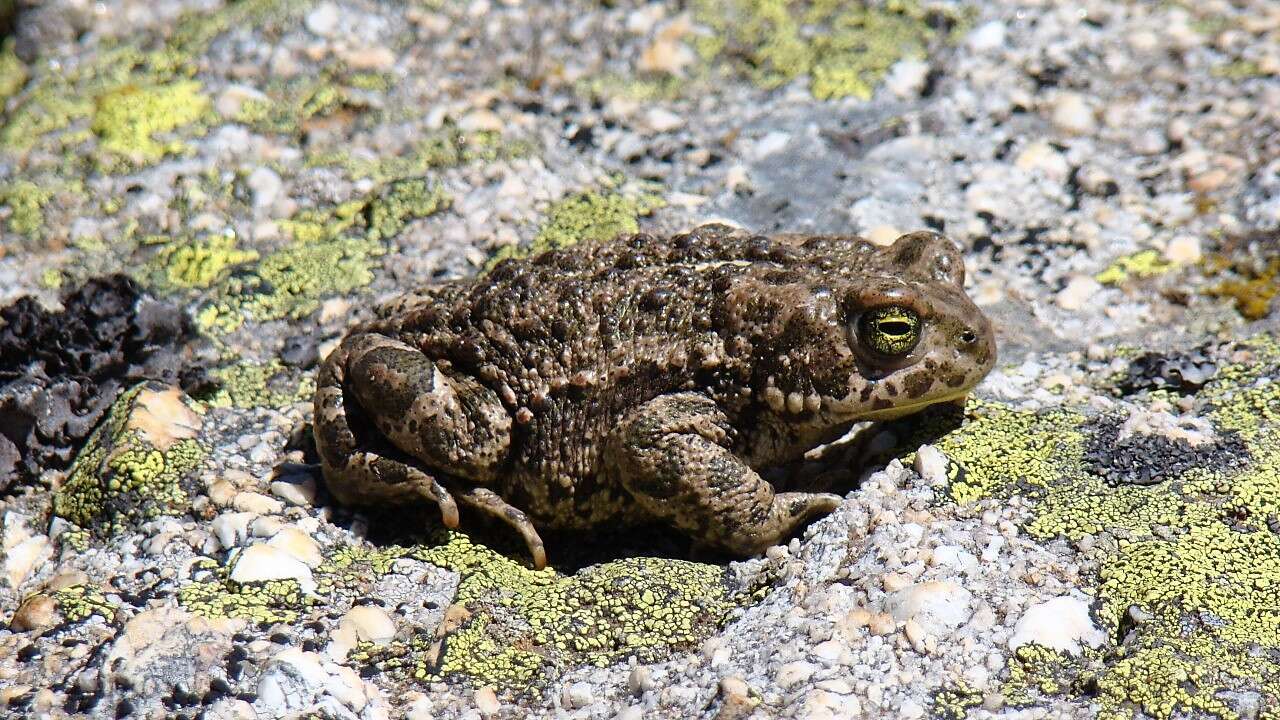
left=879, top=320, right=912, bottom=337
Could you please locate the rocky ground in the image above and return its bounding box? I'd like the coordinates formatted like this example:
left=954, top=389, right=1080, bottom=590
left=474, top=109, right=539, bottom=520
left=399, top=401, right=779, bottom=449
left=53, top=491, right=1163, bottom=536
left=1, top=0, right=1279, bottom=718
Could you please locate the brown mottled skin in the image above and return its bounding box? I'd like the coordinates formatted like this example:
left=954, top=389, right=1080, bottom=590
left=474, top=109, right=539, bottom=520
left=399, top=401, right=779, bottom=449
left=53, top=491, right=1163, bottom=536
left=313, top=224, right=996, bottom=568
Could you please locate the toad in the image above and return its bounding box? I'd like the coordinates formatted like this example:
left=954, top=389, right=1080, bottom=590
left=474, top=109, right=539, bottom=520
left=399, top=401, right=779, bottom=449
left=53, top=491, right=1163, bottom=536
left=314, top=224, right=995, bottom=568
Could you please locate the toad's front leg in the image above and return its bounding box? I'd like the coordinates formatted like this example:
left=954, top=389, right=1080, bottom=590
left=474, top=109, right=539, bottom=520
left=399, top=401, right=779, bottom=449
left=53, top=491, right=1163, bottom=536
left=604, top=393, right=843, bottom=556
left=313, top=332, right=513, bottom=528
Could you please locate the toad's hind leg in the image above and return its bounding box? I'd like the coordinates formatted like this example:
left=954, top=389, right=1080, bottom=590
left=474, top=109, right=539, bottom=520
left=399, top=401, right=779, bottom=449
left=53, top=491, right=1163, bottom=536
left=314, top=332, right=510, bottom=528
left=456, top=487, right=547, bottom=570
left=605, top=393, right=843, bottom=556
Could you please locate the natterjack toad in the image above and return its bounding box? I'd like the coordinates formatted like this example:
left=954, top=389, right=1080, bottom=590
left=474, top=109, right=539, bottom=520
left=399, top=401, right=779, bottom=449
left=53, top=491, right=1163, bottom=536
left=314, top=224, right=995, bottom=568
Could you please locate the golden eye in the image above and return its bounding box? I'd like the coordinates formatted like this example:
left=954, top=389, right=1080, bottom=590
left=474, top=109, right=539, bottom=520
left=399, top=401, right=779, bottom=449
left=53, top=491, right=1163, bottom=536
left=857, top=306, right=922, bottom=357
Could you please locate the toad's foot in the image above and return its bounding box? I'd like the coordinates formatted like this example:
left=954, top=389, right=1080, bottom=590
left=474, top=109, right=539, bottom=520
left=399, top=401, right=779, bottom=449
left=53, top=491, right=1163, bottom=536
left=456, top=486, right=548, bottom=570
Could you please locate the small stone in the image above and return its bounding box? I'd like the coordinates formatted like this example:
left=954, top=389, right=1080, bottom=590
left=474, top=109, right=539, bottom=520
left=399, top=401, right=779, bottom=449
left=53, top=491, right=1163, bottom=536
left=866, top=225, right=901, bottom=247
left=246, top=167, right=283, bottom=213
left=1015, top=142, right=1070, bottom=183
left=967, top=21, right=1007, bottom=51
left=1009, top=595, right=1107, bottom=655
left=811, top=638, right=844, bottom=663
left=751, top=131, right=790, bottom=160
left=913, top=444, right=949, bottom=486
left=613, top=707, right=645, bottom=720
left=211, top=512, right=256, bottom=549
left=3, top=533, right=51, bottom=588
left=233, top=491, right=285, bottom=515
left=930, top=545, right=979, bottom=573
left=1056, top=276, right=1103, bottom=311
left=888, top=581, right=974, bottom=637
left=717, top=675, right=758, bottom=719
left=1050, top=92, right=1097, bottom=135
left=229, top=544, right=315, bottom=594
left=882, top=571, right=913, bottom=592
left=267, top=527, right=323, bottom=567
left=642, top=107, right=683, bottom=133
left=1164, top=235, right=1202, bottom=265
left=270, top=476, right=317, bottom=507
left=900, top=699, right=926, bottom=719
left=775, top=660, right=816, bottom=689
left=474, top=686, right=500, bottom=715
left=1132, top=129, right=1169, bottom=155
left=10, top=594, right=57, bottom=632
left=884, top=59, right=929, bottom=99
left=305, top=2, right=341, bottom=37
left=868, top=612, right=895, bottom=635
left=458, top=109, right=504, bottom=133
left=628, top=665, right=654, bottom=695
left=564, top=682, right=593, bottom=708
left=338, top=605, right=396, bottom=645
left=342, top=46, right=396, bottom=71
left=216, top=84, right=269, bottom=119
left=1188, top=168, right=1230, bottom=193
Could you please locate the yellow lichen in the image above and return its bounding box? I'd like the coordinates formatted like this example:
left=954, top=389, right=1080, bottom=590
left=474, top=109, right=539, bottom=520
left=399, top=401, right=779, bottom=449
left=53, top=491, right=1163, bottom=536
left=90, top=80, right=212, bottom=162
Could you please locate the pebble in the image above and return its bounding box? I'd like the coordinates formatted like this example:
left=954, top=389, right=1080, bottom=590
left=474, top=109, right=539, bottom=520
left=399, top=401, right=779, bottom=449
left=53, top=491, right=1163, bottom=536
left=751, top=131, right=791, bottom=160
left=1163, top=235, right=1202, bottom=264
left=913, top=445, right=949, bottom=487
left=718, top=675, right=758, bottom=719
left=884, top=59, right=929, bottom=99
left=642, top=107, right=683, bottom=133
left=1188, top=168, right=1230, bottom=193
left=271, top=475, right=317, bottom=507
left=1055, top=276, right=1103, bottom=311
left=10, top=594, right=57, bottom=632
left=246, top=167, right=283, bottom=212
left=338, top=605, right=397, bottom=645
left=866, top=224, right=901, bottom=247
left=229, top=544, right=316, bottom=594
left=967, top=20, right=1007, bottom=51
left=3, top=532, right=51, bottom=589
left=1009, top=596, right=1107, bottom=654
left=257, top=648, right=328, bottom=712
left=562, top=681, right=594, bottom=708
left=342, top=45, right=396, bottom=71
left=304, top=2, right=341, bottom=37
left=474, top=686, right=500, bottom=715
left=1014, top=142, right=1071, bottom=184
left=211, top=512, right=256, bottom=549
left=267, top=527, right=323, bottom=567
left=775, top=660, right=817, bottom=689
left=887, top=581, right=974, bottom=637
left=215, top=84, right=269, bottom=119
left=612, top=707, right=645, bottom=720
left=458, top=109, right=504, bottom=133
left=1050, top=92, right=1097, bottom=135
left=233, top=491, right=285, bottom=515
left=627, top=665, right=654, bottom=695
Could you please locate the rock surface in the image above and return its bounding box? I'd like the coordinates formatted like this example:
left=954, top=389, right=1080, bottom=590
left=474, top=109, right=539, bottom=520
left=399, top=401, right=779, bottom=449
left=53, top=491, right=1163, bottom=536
left=2, top=0, right=1279, bottom=719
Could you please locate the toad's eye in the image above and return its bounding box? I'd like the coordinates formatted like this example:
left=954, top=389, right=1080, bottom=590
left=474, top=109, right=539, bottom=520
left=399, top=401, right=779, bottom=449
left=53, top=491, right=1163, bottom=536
left=856, top=306, right=922, bottom=357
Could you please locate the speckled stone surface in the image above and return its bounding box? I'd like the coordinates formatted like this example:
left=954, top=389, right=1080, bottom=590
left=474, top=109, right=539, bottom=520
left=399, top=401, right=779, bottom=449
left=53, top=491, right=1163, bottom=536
left=1, top=1, right=1279, bottom=719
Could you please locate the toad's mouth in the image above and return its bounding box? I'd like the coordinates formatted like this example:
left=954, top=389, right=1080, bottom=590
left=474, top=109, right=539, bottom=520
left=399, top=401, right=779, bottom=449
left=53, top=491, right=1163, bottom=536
left=825, top=388, right=973, bottom=422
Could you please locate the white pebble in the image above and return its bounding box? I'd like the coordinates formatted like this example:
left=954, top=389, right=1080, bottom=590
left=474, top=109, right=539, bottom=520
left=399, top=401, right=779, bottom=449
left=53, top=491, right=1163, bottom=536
left=229, top=544, right=316, bottom=594
left=304, top=2, right=341, bottom=37
left=1050, top=92, right=1097, bottom=135
left=1055, top=276, right=1103, bottom=311
left=1009, top=596, right=1107, bottom=655
left=913, top=445, right=950, bottom=487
